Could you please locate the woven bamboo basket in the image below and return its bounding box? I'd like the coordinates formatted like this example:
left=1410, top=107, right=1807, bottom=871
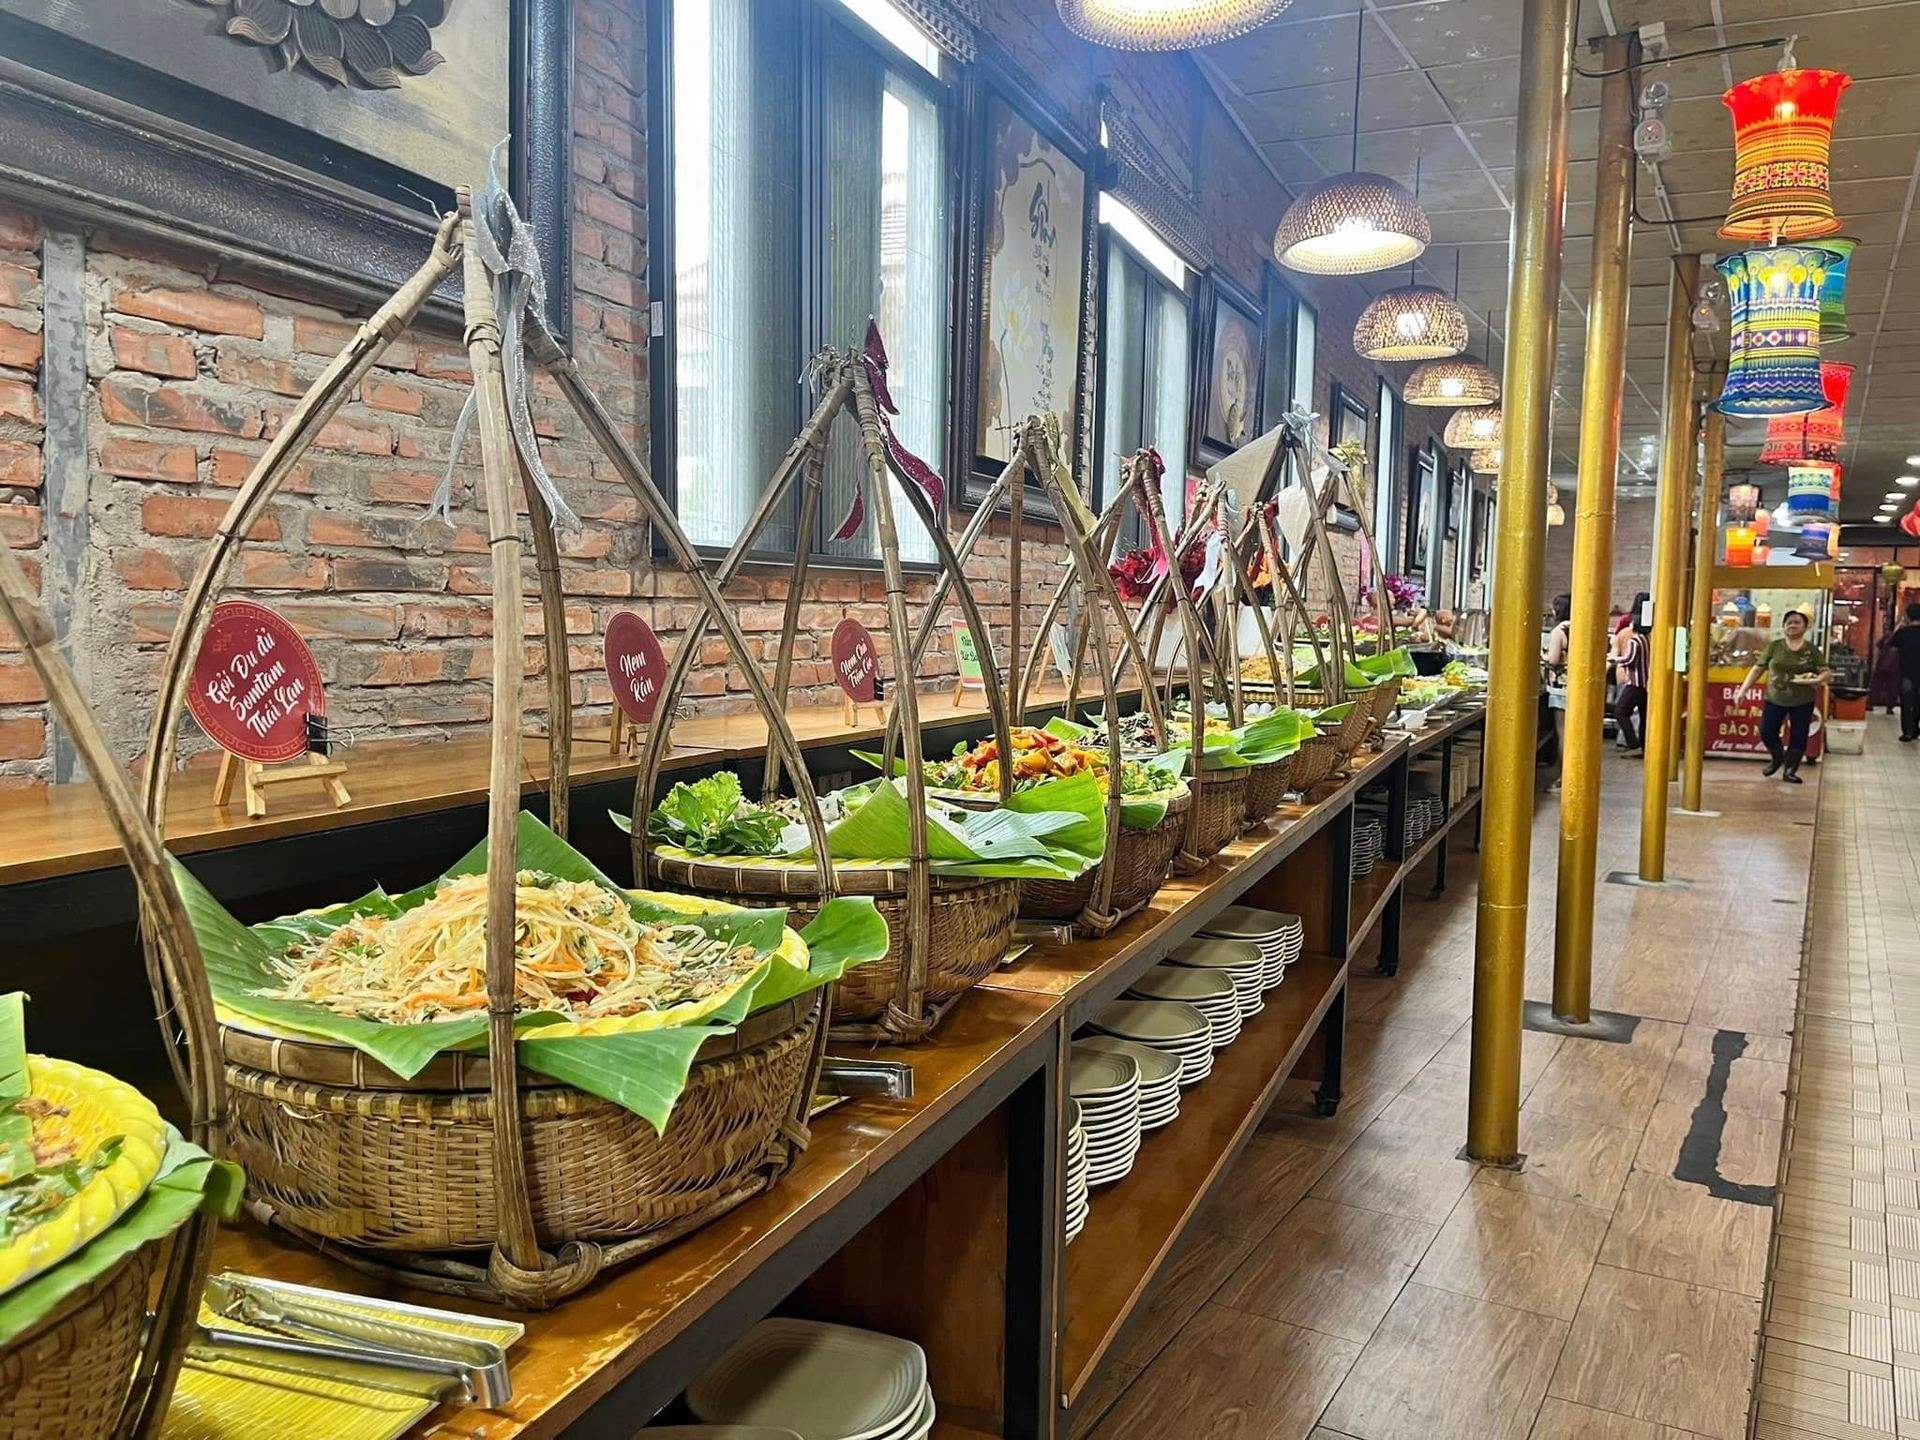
left=1020, top=787, right=1190, bottom=925
left=219, top=991, right=823, bottom=1255
left=646, top=852, right=1016, bottom=1030
left=1185, top=765, right=1253, bottom=861
left=1290, top=733, right=1340, bottom=791
left=0, top=1242, right=156, bottom=1439
left=1297, top=687, right=1375, bottom=756
left=1243, top=755, right=1296, bottom=826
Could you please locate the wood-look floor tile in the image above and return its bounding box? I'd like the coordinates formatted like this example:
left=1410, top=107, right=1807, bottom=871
left=1344, top=1020, right=1452, bottom=1092
left=1529, top=1397, right=1705, bottom=1438
left=1435, top=1021, right=1565, bottom=1093
left=1118, top=1227, right=1255, bottom=1369
left=1310, top=1118, right=1476, bottom=1227
left=1597, top=1171, right=1772, bottom=1297
left=1201, top=1133, right=1338, bottom=1242
left=1090, top=1304, right=1360, bottom=1440
left=1071, top=1360, right=1141, bottom=1439
left=1549, top=1264, right=1761, bottom=1440
left=1526, top=1022, right=1684, bottom=1130
left=1661, top=1031, right=1792, bottom=1122
left=1320, top=1282, right=1568, bottom=1440
left=1635, top=1098, right=1785, bottom=1190
left=1414, top=1184, right=1611, bottom=1321
left=1216, top=1197, right=1436, bottom=1344
left=1480, top=1111, right=1642, bottom=1211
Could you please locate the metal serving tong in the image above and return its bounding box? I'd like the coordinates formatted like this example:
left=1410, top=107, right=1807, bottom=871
left=192, top=1273, right=516, bottom=1407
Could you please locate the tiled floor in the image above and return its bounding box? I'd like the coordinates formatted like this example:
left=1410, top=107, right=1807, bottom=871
left=1082, top=716, right=1849, bottom=1440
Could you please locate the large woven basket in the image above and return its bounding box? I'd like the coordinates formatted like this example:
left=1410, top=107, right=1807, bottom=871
left=1020, top=789, right=1190, bottom=926
left=1299, top=688, right=1375, bottom=756
left=0, top=1240, right=155, bottom=1438
left=220, top=991, right=822, bottom=1255
left=1185, top=767, right=1253, bottom=863
left=646, top=853, right=1017, bottom=1031
left=1243, top=755, right=1296, bottom=826
left=1291, top=733, right=1340, bottom=791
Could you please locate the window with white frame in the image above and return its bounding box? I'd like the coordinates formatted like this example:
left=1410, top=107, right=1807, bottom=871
left=1096, top=193, right=1190, bottom=550
left=1291, top=299, right=1316, bottom=417
left=1374, top=378, right=1400, bottom=575
left=661, top=0, right=945, bottom=564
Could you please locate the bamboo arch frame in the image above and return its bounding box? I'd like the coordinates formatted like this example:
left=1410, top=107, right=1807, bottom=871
left=0, top=535, right=222, bottom=1432
left=630, top=343, right=1021, bottom=1045
left=134, top=195, right=871, bottom=1304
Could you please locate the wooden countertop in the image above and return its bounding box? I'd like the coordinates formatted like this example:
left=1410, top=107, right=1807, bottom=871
left=0, top=682, right=1123, bottom=888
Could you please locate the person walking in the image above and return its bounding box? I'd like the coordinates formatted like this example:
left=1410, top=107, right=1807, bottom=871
left=1611, top=611, right=1650, bottom=756
left=1889, top=602, right=1920, bottom=742
left=1737, top=608, right=1833, bottom=783
left=1615, top=590, right=1649, bottom=640
left=1543, top=593, right=1571, bottom=789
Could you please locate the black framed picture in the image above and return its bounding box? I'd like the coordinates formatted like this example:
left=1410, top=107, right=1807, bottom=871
left=1446, top=467, right=1467, bottom=538
left=0, top=0, right=572, bottom=328
left=1328, top=382, right=1368, bottom=532
left=1472, top=487, right=1491, bottom=574
left=1260, top=267, right=1299, bottom=428
left=1193, top=272, right=1263, bottom=464
left=965, top=72, right=1094, bottom=516
left=1406, top=444, right=1439, bottom=580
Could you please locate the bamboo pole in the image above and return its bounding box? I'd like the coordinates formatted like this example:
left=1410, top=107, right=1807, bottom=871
left=523, top=472, right=572, bottom=839
left=1466, top=0, right=1575, bottom=1166
left=764, top=444, right=826, bottom=798
left=1637, top=256, right=1700, bottom=881
left=1683, top=412, right=1722, bottom=812
left=1551, top=32, right=1637, bottom=1023
left=459, top=194, right=542, bottom=1278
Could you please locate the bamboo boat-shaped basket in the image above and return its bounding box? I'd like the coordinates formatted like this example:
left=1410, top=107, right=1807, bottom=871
left=0, top=506, right=225, bottom=1431
left=629, top=332, right=1024, bottom=1044
left=138, top=196, right=852, bottom=1306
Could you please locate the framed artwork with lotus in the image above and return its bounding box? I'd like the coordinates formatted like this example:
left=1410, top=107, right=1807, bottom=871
left=1192, top=272, right=1263, bottom=465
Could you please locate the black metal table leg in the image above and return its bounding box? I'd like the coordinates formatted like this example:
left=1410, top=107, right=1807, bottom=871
left=1003, top=1053, right=1059, bottom=1440
left=1378, top=888, right=1403, bottom=976
left=1432, top=735, right=1454, bottom=898
left=1313, top=983, right=1347, bottom=1116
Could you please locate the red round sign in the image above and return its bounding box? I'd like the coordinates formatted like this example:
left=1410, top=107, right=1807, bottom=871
left=831, top=619, right=881, bottom=702
left=186, top=600, right=325, bottom=763
left=605, top=611, right=667, bottom=725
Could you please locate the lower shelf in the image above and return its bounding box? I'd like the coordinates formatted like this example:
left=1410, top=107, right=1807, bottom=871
left=1059, top=950, right=1346, bottom=1406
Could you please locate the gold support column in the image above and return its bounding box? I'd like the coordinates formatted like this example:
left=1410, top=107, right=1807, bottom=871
left=1467, top=0, right=1577, bottom=1165
left=1638, top=256, right=1699, bottom=881
left=1682, top=409, right=1725, bottom=811
left=1551, top=33, right=1637, bottom=1024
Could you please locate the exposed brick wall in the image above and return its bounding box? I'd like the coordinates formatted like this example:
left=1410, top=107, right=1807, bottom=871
left=1542, top=492, right=1658, bottom=619
left=0, top=0, right=1488, bottom=788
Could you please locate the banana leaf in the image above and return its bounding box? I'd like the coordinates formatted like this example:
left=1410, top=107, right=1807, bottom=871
left=0, top=996, right=30, bottom=1183
left=1356, top=646, right=1416, bottom=680
left=172, top=812, right=887, bottom=1132
left=1291, top=647, right=1372, bottom=690
left=798, top=777, right=1095, bottom=880
left=1232, top=710, right=1306, bottom=765
left=0, top=1126, right=240, bottom=1348
left=1306, top=701, right=1356, bottom=726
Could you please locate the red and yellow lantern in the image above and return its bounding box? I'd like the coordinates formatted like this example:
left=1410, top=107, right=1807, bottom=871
left=1719, top=68, right=1851, bottom=242
left=1759, top=360, right=1853, bottom=464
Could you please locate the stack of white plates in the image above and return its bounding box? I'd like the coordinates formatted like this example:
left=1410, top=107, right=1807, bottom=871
left=1076, top=1034, right=1183, bottom=1129
left=647, top=1429, right=805, bottom=1439
left=1200, top=905, right=1304, bottom=989
left=1166, top=936, right=1266, bottom=1017
left=1091, top=999, right=1214, bottom=1086
left=1352, top=817, right=1383, bottom=878
left=687, top=1320, right=935, bottom=1440
left=1065, top=1097, right=1089, bottom=1242
left=1069, top=1043, right=1142, bottom=1185
left=1418, top=794, right=1446, bottom=832
left=1125, top=963, right=1242, bottom=1049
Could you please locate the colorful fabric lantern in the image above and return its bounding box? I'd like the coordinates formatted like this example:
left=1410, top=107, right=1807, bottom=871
left=1726, top=481, right=1762, bottom=522
left=1902, top=510, right=1920, bottom=539
left=1753, top=541, right=1772, bottom=564
left=1726, top=526, right=1757, bottom=566
left=1828, top=526, right=1842, bottom=558
left=1719, top=69, right=1851, bottom=242
left=1759, top=360, right=1853, bottom=463
left=1794, top=522, right=1834, bottom=560
left=1787, top=461, right=1839, bottom=519
left=1754, top=508, right=1772, bottom=538
left=1819, top=236, right=1859, bottom=343
left=1714, top=247, right=1831, bottom=417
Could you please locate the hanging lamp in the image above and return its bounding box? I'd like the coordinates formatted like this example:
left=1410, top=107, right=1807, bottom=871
left=1406, top=278, right=1500, bottom=406
left=1352, top=159, right=1467, bottom=360
left=1818, top=236, right=1859, bottom=343
left=1718, top=64, right=1851, bottom=243
left=1444, top=404, right=1503, bottom=449
left=1794, top=521, right=1835, bottom=560
left=1759, top=360, right=1853, bottom=464
left=1470, top=446, right=1502, bottom=476
left=1786, top=460, right=1841, bottom=521
left=1726, top=480, right=1762, bottom=523
left=1274, top=13, right=1429, bottom=275
left=1713, top=246, right=1831, bottom=416
left=1726, top=526, right=1757, bottom=566
left=1055, top=0, right=1297, bottom=50
left=1545, top=483, right=1565, bottom=527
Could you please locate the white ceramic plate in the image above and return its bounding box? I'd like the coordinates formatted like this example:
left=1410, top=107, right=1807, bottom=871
left=1127, top=965, right=1237, bottom=1005
left=689, top=1321, right=927, bottom=1440
left=866, top=1386, right=936, bottom=1440
left=644, top=1429, right=806, bottom=1439
left=1093, top=1000, right=1210, bottom=1044
left=1069, top=1046, right=1139, bottom=1099
left=1169, top=936, right=1266, bottom=972
left=1073, top=1034, right=1184, bottom=1088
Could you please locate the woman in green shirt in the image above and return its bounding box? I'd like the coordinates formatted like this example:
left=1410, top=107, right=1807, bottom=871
left=1737, top=608, right=1833, bottom=783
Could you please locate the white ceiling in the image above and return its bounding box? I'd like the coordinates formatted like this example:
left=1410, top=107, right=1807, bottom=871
left=1198, top=0, right=1920, bottom=524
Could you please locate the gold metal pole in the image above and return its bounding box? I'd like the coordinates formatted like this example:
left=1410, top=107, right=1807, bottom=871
left=1681, top=409, right=1724, bottom=811
left=1551, top=33, right=1637, bottom=1024
left=1638, top=256, right=1699, bottom=881
left=1467, top=0, right=1576, bottom=1166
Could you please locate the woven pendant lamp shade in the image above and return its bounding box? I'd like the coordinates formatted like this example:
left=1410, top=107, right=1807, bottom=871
left=1353, top=285, right=1469, bottom=361
left=1055, top=0, right=1297, bottom=49
left=1470, top=446, right=1502, bottom=476
left=1274, top=173, right=1431, bottom=276
left=1819, top=236, right=1859, bottom=343
left=1719, top=69, right=1850, bottom=242
left=1714, top=247, right=1831, bottom=417
left=1405, top=357, right=1500, bottom=407
left=1443, top=405, right=1503, bottom=449
left=1759, top=361, right=1853, bottom=464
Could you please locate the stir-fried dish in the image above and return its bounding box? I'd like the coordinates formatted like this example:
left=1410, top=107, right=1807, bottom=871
left=262, top=871, right=765, bottom=1024
left=932, top=726, right=1109, bottom=792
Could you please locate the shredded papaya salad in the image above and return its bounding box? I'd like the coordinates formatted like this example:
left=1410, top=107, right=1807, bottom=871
left=261, top=870, right=764, bottom=1024
left=929, top=725, right=1109, bottom=794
